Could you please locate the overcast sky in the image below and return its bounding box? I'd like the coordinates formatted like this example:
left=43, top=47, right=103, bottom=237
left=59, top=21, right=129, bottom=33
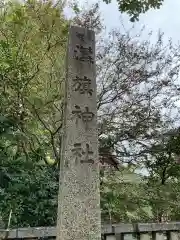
left=101, top=0, right=180, bottom=41
left=66, top=0, right=180, bottom=44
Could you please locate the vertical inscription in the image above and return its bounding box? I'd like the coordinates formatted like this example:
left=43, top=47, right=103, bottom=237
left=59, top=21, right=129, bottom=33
left=72, top=28, right=95, bottom=162
left=56, top=26, right=101, bottom=240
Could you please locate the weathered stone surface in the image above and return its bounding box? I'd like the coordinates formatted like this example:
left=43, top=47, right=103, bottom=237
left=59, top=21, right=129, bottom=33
left=2, top=223, right=180, bottom=239
left=17, top=227, right=56, bottom=238
left=56, top=26, right=101, bottom=240
left=140, top=233, right=151, bottom=240
left=154, top=233, right=165, bottom=240
left=114, top=224, right=134, bottom=234
left=138, top=222, right=180, bottom=232
left=169, top=232, right=180, bottom=240
left=106, top=236, right=116, bottom=240
left=0, top=229, right=17, bottom=239
left=102, top=225, right=114, bottom=234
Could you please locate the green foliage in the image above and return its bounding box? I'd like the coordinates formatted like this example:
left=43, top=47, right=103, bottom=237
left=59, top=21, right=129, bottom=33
left=0, top=115, right=59, bottom=227
left=1, top=0, right=180, bottom=228
left=101, top=168, right=153, bottom=223
left=100, top=130, right=180, bottom=224
left=0, top=0, right=68, bottom=164
left=103, top=0, right=164, bottom=21
left=0, top=0, right=68, bottom=227
left=0, top=157, right=59, bottom=227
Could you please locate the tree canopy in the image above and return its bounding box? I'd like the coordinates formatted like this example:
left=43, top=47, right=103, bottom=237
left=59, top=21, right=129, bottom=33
left=1, top=0, right=180, bottom=228
left=0, top=0, right=68, bottom=227
left=103, top=0, right=164, bottom=21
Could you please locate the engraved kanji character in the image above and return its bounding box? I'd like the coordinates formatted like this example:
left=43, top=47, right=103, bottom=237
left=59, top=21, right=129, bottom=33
left=73, top=76, right=93, bottom=96
left=71, top=143, right=94, bottom=165
left=71, top=143, right=83, bottom=165
left=76, top=32, right=85, bottom=42
left=81, top=106, right=94, bottom=123
left=72, top=105, right=82, bottom=124
left=81, top=143, right=94, bottom=164
left=73, top=44, right=94, bottom=64
left=72, top=105, right=94, bottom=129
left=76, top=45, right=93, bottom=54
left=79, top=55, right=94, bottom=64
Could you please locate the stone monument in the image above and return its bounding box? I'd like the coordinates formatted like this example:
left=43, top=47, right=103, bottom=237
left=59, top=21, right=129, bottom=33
left=56, top=26, right=101, bottom=240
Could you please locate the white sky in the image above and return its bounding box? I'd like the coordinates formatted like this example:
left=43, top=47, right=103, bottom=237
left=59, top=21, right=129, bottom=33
left=65, top=0, right=180, bottom=44
left=100, top=0, right=180, bottom=43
